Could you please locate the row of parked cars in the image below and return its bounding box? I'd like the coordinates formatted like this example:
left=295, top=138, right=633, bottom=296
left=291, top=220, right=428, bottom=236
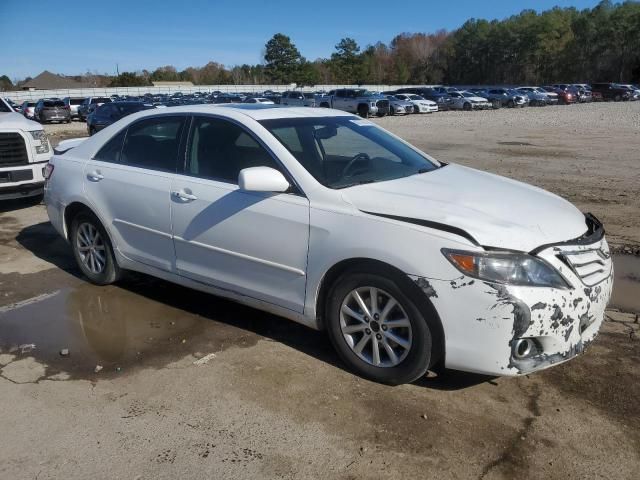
left=6, top=82, right=639, bottom=134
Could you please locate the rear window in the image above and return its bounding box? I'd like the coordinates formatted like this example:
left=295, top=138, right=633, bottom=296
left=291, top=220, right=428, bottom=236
left=44, top=100, right=64, bottom=107
left=70, top=98, right=85, bottom=105
left=91, top=97, right=112, bottom=104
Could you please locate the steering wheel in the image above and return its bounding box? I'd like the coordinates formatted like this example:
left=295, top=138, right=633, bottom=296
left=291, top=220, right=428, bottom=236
left=341, top=153, right=371, bottom=178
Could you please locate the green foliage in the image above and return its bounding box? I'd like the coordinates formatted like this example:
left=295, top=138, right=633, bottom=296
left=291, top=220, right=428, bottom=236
left=109, top=72, right=150, bottom=87
left=0, top=75, right=13, bottom=91
left=331, top=38, right=363, bottom=83
left=264, top=33, right=303, bottom=84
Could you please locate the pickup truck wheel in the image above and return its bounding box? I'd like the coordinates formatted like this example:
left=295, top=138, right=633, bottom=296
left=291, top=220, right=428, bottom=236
left=614, top=94, right=621, bottom=102
left=357, top=105, right=369, bottom=118
left=71, top=211, right=121, bottom=285
left=326, top=271, right=432, bottom=385
left=507, top=99, right=515, bottom=108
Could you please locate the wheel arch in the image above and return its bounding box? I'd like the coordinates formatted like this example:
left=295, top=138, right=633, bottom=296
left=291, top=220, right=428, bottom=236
left=63, top=201, right=115, bottom=247
left=314, top=257, right=445, bottom=368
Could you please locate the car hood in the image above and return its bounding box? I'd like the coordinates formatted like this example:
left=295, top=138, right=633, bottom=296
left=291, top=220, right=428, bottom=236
left=342, top=163, right=587, bottom=252
left=0, top=112, right=43, bottom=131
left=467, top=96, right=488, bottom=102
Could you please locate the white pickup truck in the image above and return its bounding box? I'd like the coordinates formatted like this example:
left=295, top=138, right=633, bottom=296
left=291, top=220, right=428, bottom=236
left=0, top=98, right=52, bottom=200
left=316, top=89, right=390, bottom=117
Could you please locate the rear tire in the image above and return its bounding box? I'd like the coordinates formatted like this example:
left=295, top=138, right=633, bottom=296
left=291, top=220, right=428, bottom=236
left=325, top=270, right=433, bottom=385
left=70, top=211, right=121, bottom=285
left=463, top=102, right=472, bottom=111
left=357, top=104, right=369, bottom=118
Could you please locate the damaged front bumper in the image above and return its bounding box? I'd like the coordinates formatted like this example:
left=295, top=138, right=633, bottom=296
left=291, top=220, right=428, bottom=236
left=410, top=235, right=613, bottom=376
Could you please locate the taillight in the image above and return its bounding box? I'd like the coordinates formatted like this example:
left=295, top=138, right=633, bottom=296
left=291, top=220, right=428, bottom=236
left=44, top=163, right=54, bottom=180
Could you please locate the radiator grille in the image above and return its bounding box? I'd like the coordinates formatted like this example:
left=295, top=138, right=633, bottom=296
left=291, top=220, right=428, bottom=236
left=0, top=132, right=29, bottom=166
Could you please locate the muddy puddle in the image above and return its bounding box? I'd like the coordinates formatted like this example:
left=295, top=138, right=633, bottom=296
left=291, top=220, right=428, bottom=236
left=612, top=254, right=640, bottom=313
left=0, top=276, right=279, bottom=378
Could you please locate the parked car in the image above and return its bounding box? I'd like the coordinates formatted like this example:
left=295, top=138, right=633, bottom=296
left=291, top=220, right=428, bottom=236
left=45, top=104, right=612, bottom=384
left=280, top=91, right=316, bottom=107
left=554, top=84, right=590, bottom=103
left=0, top=97, right=52, bottom=200
left=395, top=87, right=451, bottom=111
left=569, top=84, right=594, bottom=103
left=5, top=99, right=20, bottom=113
left=316, top=89, right=390, bottom=117
left=542, top=86, right=576, bottom=105
left=77, top=97, right=112, bottom=121
left=392, top=94, right=438, bottom=113
left=446, top=91, right=492, bottom=110
left=482, top=88, right=528, bottom=108
left=87, top=101, right=155, bottom=135
left=590, top=83, right=631, bottom=102
left=385, top=95, right=414, bottom=115
left=20, top=101, right=37, bottom=119
left=614, top=84, right=640, bottom=101
left=63, top=97, right=87, bottom=120
left=34, top=98, right=71, bottom=123
left=515, top=87, right=551, bottom=106
left=243, top=97, right=275, bottom=104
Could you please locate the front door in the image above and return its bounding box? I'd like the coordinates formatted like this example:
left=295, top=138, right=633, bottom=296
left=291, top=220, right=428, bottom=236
left=170, top=115, right=310, bottom=313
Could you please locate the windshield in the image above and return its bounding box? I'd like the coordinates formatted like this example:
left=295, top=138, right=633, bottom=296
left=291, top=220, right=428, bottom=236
left=260, top=117, right=440, bottom=189
left=0, top=100, right=11, bottom=112
left=303, top=93, right=315, bottom=99
left=462, top=91, right=477, bottom=97
left=408, top=94, right=423, bottom=100
left=354, top=89, right=375, bottom=97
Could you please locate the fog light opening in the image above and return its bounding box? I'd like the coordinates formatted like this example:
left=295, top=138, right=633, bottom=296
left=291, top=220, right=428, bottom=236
left=513, top=338, right=538, bottom=360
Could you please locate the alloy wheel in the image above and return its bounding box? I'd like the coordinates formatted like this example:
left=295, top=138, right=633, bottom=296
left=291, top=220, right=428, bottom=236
left=76, top=222, right=106, bottom=274
left=340, top=287, right=412, bottom=367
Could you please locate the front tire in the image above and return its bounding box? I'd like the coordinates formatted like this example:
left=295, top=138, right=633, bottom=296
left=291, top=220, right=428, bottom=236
left=70, top=211, right=121, bottom=285
left=357, top=104, right=369, bottom=118
left=326, top=271, right=432, bottom=385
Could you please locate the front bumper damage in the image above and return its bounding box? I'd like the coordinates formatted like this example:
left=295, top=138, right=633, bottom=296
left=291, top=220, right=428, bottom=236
left=411, top=222, right=613, bottom=376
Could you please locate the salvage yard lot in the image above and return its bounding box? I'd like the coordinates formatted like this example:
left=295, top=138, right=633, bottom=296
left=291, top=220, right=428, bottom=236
left=1, top=102, right=639, bottom=479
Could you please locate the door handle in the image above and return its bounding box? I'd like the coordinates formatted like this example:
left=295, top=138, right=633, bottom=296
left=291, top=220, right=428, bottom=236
left=87, top=171, right=104, bottom=182
left=171, top=190, right=198, bottom=202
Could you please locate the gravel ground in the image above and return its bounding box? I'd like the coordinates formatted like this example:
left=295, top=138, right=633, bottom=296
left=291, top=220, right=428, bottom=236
left=44, top=101, right=640, bottom=251
left=0, top=103, right=636, bottom=479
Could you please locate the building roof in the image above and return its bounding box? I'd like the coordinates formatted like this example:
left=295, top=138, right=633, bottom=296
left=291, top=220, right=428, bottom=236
left=21, top=71, right=94, bottom=90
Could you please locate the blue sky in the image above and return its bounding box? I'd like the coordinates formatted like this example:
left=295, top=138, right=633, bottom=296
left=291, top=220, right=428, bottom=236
left=1, top=0, right=601, bottom=80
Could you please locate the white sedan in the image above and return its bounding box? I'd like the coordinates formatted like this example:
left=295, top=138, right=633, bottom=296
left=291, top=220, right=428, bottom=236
left=393, top=93, right=438, bottom=113
left=44, top=105, right=612, bottom=384
left=447, top=91, right=492, bottom=110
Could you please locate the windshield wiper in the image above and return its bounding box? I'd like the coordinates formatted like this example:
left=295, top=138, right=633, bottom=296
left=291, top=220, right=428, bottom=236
left=335, top=179, right=376, bottom=189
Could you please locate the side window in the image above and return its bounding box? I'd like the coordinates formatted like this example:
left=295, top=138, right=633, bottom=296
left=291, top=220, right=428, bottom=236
left=336, top=90, right=345, bottom=98
left=120, top=116, right=186, bottom=172
left=94, top=129, right=126, bottom=163
left=187, top=117, right=282, bottom=183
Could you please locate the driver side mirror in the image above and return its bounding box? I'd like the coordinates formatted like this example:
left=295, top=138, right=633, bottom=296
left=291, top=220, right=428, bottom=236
left=238, top=167, right=290, bottom=193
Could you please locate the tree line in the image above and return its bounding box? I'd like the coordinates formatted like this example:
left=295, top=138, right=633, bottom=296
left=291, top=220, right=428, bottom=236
left=3, top=1, right=639, bottom=91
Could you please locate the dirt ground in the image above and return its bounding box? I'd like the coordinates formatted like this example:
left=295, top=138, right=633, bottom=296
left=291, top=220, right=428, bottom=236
left=0, top=104, right=639, bottom=479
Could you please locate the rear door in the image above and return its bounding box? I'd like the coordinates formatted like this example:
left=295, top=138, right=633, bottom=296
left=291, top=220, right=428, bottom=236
left=83, top=115, right=188, bottom=271
left=170, top=115, right=310, bottom=313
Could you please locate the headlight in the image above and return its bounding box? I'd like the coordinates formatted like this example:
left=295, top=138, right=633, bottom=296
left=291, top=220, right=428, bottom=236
left=29, top=130, right=50, bottom=154
left=442, top=249, right=568, bottom=289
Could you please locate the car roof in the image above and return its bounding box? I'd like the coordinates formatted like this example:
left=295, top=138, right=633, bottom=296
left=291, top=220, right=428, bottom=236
left=122, top=104, right=356, bottom=121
